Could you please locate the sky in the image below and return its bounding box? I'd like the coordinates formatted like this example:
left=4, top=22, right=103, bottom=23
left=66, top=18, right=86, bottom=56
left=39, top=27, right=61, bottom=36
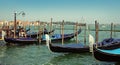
left=0, top=0, right=120, bottom=23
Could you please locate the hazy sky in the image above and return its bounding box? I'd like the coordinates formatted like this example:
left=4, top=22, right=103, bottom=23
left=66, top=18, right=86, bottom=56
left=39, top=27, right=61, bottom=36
left=0, top=0, right=120, bottom=23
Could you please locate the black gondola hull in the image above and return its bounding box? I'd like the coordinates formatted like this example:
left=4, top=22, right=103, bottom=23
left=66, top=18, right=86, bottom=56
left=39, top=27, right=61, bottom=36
left=4, top=37, right=38, bottom=45
left=94, top=47, right=120, bottom=62
left=48, top=43, right=89, bottom=53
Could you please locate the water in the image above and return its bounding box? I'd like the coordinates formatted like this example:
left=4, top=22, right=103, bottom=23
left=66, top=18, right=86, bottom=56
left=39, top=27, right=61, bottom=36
left=0, top=24, right=120, bottom=65
left=0, top=44, right=117, bottom=65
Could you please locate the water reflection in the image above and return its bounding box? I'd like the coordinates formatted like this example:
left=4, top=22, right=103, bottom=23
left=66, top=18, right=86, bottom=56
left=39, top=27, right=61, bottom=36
left=0, top=45, right=39, bottom=65
left=0, top=46, right=7, bottom=65
left=0, top=46, right=7, bottom=57
left=0, top=42, right=119, bottom=65
left=45, top=53, right=116, bottom=65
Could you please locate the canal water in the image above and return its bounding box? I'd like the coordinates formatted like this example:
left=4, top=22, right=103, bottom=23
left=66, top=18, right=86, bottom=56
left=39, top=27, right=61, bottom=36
left=0, top=24, right=120, bottom=65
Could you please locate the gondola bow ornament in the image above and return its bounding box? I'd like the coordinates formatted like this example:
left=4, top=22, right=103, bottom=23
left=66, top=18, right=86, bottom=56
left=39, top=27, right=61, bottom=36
left=89, top=34, right=95, bottom=52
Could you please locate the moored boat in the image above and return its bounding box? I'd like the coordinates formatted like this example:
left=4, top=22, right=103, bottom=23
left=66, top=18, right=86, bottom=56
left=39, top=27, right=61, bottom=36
left=41, top=28, right=81, bottom=43
left=4, top=37, right=38, bottom=45
left=45, top=33, right=89, bottom=53
left=93, top=38, right=120, bottom=62
left=48, top=43, right=89, bottom=53
left=95, top=38, right=120, bottom=50
left=93, top=47, right=120, bottom=62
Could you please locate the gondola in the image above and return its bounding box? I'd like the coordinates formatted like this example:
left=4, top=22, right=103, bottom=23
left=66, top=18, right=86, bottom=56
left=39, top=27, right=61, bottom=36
left=4, top=37, right=38, bottom=45
left=45, top=33, right=89, bottom=53
left=4, top=28, right=39, bottom=45
left=26, top=29, right=55, bottom=38
left=41, top=28, right=81, bottom=43
left=4, top=29, right=80, bottom=45
left=4, top=27, right=37, bottom=45
left=93, top=38, right=120, bottom=62
left=93, top=47, right=120, bottom=62
left=96, top=38, right=120, bottom=50
left=48, top=43, right=89, bottom=53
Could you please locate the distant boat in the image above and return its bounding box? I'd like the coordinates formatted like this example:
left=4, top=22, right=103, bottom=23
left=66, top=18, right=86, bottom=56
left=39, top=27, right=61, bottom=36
left=93, top=38, right=120, bottom=62
left=101, top=25, right=106, bottom=28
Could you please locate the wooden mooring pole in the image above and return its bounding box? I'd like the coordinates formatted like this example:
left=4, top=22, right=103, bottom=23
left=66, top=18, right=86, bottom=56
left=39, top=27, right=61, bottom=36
left=37, top=22, right=39, bottom=38
left=14, top=12, right=17, bottom=38
left=39, top=22, right=42, bottom=44
left=110, top=23, right=113, bottom=38
left=50, top=18, right=52, bottom=35
left=113, top=24, right=116, bottom=37
left=84, top=23, right=86, bottom=45
left=61, top=20, right=64, bottom=45
left=76, top=22, right=78, bottom=43
left=95, top=20, right=99, bottom=48
left=29, top=23, right=31, bottom=38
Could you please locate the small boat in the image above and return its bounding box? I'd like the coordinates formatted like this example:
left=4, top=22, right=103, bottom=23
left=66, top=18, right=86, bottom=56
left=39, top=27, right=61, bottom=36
left=4, top=37, right=38, bottom=45
left=93, top=38, right=120, bottom=62
left=45, top=34, right=89, bottom=53
left=41, top=28, right=81, bottom=43
left=96, top=38, right=120, bottom=50
left=93, top=47, right=120, bottom=62
left=4, top=28, right=38, bottom=45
